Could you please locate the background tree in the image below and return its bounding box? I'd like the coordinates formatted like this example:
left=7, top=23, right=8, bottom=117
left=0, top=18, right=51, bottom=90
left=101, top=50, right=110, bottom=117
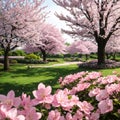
left=67, top=40, right=97, bottom=60
left=105, top=36, right=120, bottom=60
left=53, top=0, right=120, bottom=65
left=0, top=0, right=46, bottom=71
left=24, top=23, right=66, bottom=62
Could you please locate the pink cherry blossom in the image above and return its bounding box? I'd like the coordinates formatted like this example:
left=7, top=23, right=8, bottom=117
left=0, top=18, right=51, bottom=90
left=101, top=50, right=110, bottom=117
left=0, top=0, right=46, bottom=70
left=24, top=23, right=66, bottom=62
left=53, top=0, right=120, bottom=65
left=67, top=40, right=97, bottom=55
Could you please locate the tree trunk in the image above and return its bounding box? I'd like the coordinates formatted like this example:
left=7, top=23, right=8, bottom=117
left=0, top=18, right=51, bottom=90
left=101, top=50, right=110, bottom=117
left=85, top=54, right=89, bottom=61
left=97, top=41, right=106, bottom=65
left=3, top=50, right=9, bottom=71
left=112, top=53, right=116, bottom=60
left=41, top=49, right=47, bottom=62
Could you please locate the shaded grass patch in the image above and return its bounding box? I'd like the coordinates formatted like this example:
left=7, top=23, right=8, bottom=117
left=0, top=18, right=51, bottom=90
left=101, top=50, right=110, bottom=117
left=0, top=64, right=120, bottom=97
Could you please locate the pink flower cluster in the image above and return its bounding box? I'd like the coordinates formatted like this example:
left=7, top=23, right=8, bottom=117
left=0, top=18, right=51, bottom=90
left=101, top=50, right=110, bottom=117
left=1, top=71, right=120, bottom=119
left=0, top=90, right=41, bottom=120
left=59, top=71, right=120, bottom=119
left=0, top=82, right=94, bottom=120
left=59, top=71, right=86, bottom=86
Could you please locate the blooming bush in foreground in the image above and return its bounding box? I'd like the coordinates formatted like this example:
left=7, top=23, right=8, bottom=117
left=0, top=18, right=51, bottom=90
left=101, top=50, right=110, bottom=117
left=0, top=71, right=120, bottom=119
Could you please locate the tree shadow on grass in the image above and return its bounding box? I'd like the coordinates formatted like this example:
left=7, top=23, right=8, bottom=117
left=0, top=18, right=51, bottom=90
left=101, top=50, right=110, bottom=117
left=0, top=65, right=93, bottom=96
left=0, top=80, right=58, bottom=97
left=11, top=65, right=89, bottom=77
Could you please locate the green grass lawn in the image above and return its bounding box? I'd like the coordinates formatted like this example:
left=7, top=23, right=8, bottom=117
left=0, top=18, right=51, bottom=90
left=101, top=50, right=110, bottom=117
left=0, top=63, right=120, bottom=97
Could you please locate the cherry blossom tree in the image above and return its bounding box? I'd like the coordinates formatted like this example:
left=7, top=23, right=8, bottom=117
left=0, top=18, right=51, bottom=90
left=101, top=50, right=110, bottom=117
left=67, top=40, right=97, bottom=60
left=53, top=0, right=120, bottom=65
left=105, top=36, right=120, bottom=60
left=67, top=41, right=90, bottom=61
left=0, top=0, right=46, bottom=71
left=67, top=41, right=89, bottom=54
left=24, top=23, right=66, bottom=62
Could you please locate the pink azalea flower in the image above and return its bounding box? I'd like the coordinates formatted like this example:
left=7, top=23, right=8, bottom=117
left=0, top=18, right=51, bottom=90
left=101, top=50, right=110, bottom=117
left=0, top=105, right=7, bottom=119
left=76, top=83, right=90, bottom=92
left=53, top=89, right=78, bottom=111
left=105, top=83, right=120, bottom=95
left=58, top=77, right=63, bottom=83
left=66, top=113, right=73, bottom=120
left=32, top=83, right=53, bottom=104
left=52, top=90, right=69, bottom=107
left=47, top=110, right=61, bottom=120
left=97, top=75, right=119, bottom=85
left=90, top=111, right=100, bottom=120
left=96, top=89, right=109, bottom=101
left=0, top=105, right=25, bottom=120
left=86, top=72, right=101, bottom=80
left=77, top=101, right=94, bottom=115
left=21, top=93, right=34, bottom=109
left=98, top=98, right=113, bottom=114
left=0, top=90, right=21, bottom=109
left=89, top=88, right=101, bottom=97
left=60, top=116, right=65, bottom=120
left=106, top=75, right=119, bottom=84
left=23, top=107, right=42, bottom=120
left=118, top=109, right=120, bottom=114
left=69, top=95, right=79, bottom=106
left=60, top=71, right=86, bottom=86
left=97, top=77, right=108, bottom=84
left=70, top=87, right=77, bottom=94
left=70, top=83, right=90, bottom=94
left=6, top=108, right=25, bottom=120
left=73, top=110, right=83, bottom=120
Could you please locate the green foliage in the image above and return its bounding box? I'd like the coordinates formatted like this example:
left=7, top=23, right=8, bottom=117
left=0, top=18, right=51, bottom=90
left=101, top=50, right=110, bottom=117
left=25, top=53, right=40, bottom=60
left=17, top=59, right=44, bottom=64
left=9, top=50, right=26, bottom=56
left=10, top=60, right=18, bottom=64
left=64, top=54, right=72, bottom=57
left=65, top=42, right=70, bottom=46
left=64, top=53, right=80, bottom=58
left=47, top=54, right=64, bottom=58
left=47, top=59, right=59, bottom=62
left=64, top=57, right=82, bottom=62
left=0, top=50, right=4, bottom=56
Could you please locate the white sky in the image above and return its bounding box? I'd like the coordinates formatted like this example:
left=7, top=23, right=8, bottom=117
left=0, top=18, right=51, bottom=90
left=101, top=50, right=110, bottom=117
left=43, top=0, right=74, bottom=43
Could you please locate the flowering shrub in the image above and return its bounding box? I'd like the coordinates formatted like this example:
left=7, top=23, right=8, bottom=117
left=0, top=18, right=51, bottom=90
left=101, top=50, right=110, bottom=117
left=78, top=59, right=120, bottom=69
left=0, top=71, right=120, bottom=119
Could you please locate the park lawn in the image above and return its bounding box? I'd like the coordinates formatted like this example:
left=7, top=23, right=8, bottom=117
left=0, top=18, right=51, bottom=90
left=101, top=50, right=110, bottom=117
left=0, top=63, right=120, bottom=97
